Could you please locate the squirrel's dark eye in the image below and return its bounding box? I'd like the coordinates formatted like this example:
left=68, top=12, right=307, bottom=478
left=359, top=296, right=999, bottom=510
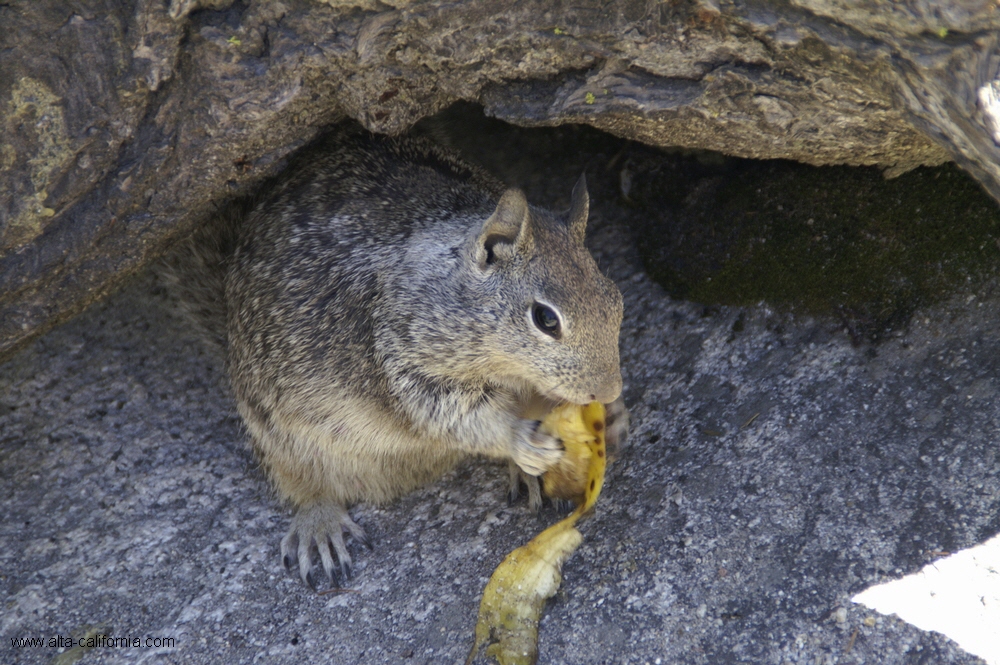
left=531, top=303, right=561, bottom=338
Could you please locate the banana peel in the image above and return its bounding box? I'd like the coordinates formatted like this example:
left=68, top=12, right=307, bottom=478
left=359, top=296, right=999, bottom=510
left=467, top=401, right=607, bottom=665
left=539, top=401, right=607, bottom=510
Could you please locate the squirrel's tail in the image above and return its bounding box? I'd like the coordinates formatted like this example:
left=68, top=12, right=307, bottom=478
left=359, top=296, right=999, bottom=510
left=157, top=200, right=248, bottom=352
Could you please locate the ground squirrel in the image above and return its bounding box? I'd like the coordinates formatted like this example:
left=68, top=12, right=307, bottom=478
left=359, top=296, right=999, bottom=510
left=165, top=123, right=628, bottom=587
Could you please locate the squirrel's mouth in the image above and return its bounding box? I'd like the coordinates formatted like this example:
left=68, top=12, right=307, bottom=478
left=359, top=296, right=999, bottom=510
left=552, top=374, right=622, bottom=405
left=538, top=380, right=601, bottom=405
left=519, top=390, right=565, bottom=421
left=517, top=384, right=605, bottom=420
left=538, top=389, right=582, bottom=407
left=543, top=387, right=618, bottom=406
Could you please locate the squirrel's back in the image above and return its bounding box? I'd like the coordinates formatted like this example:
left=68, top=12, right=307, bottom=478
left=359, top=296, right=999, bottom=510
left=225, top=127, right=526, bottom=411
left=162, top=125, right=506, bottom=353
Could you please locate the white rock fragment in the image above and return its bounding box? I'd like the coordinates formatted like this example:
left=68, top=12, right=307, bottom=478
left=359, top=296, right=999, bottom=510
left=852, top=534, right=1000, bottom=665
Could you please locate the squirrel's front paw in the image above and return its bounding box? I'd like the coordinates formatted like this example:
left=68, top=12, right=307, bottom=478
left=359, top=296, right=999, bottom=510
left=281, top=500, right=370, bottom=589
left=604, top=396, right=630, bottom=459
left=511, top=419, right=564, bottom=477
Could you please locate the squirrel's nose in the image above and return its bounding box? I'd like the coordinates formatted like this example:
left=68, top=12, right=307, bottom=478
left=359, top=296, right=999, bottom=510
left=593, top=370, right=622, bottom=404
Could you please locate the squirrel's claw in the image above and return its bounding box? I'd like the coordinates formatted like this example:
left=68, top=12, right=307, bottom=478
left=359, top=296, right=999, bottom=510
left=552, top=498, right=575, bottom=513
left=281, top=501, right=366, bottom=589
left=316, top=535, right=339, bottom=582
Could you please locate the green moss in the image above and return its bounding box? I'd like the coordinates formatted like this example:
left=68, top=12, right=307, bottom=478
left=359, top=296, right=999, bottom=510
left=630, top=159, right=1000, bottom=342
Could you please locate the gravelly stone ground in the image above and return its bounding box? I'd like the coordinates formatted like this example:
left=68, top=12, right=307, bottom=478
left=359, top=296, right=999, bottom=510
left=2, top=116, right=997, bottom=665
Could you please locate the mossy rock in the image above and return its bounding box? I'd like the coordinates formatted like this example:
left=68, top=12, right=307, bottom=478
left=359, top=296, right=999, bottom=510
left=628, top=158, right=1000, bottom=342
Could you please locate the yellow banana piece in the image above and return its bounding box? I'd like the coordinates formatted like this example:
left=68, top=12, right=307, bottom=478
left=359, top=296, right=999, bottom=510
left=467, top=401, right=607, bottom=665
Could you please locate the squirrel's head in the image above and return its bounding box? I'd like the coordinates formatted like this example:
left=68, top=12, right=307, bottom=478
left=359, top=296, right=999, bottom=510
left=463, top=175, right=624, bottom=404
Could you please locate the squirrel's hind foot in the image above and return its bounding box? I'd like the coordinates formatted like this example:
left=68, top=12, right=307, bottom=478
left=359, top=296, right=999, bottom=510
left=281, top=501, right=369, bottom=589
left=507, top=461, right=543, bottom=512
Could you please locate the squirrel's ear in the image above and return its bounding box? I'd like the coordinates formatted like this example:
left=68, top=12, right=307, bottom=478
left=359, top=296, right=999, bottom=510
left=567, top=173, right=589, bottom=245
left=476, top=188, right=532, bottom=266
